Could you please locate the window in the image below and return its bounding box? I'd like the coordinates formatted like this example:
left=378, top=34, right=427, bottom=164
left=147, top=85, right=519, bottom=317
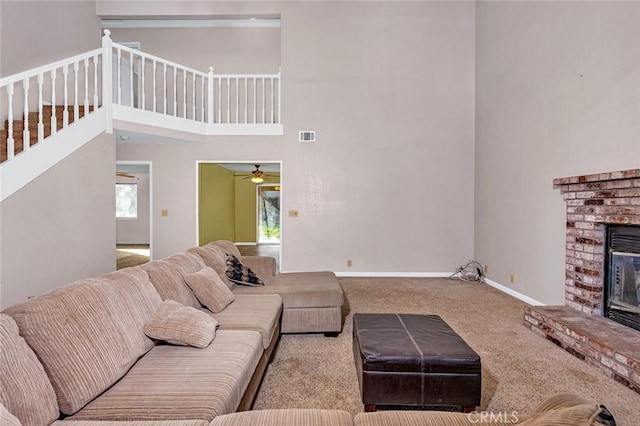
left=116, top=183, right=138, bottom=218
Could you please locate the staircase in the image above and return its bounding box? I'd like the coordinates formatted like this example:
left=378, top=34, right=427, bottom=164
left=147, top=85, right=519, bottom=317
left=0, top=105, right=90, bottom=163
left=0, top=30, right=282, bottom=201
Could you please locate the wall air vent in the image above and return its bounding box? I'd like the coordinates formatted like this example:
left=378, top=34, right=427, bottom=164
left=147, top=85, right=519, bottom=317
left=299, top=131, right=316, bottom=142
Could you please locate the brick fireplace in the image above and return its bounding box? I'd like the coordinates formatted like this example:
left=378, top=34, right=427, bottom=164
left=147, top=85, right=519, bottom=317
left=524, top=168, right=640, bottom=394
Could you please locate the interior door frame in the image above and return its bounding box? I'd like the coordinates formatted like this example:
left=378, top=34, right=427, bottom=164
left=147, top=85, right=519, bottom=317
left=116, top=160, right=153, bottom=261
left=195, top=160, right=283, bottom=267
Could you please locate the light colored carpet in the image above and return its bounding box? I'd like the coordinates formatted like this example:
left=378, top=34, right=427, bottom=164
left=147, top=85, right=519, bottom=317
left=251, top=277, right=640, bottom=425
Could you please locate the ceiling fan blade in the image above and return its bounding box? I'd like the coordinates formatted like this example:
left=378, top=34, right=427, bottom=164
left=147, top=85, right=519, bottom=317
left=116, top=172, right=136, bottom=179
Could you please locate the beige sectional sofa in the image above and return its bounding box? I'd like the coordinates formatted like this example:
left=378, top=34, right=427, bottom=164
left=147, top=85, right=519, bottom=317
left=0, top=240, right=615, bottom=426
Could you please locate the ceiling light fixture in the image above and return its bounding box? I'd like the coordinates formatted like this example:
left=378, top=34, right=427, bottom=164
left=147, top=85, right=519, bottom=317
left=251, top=176, right=264, bottom=183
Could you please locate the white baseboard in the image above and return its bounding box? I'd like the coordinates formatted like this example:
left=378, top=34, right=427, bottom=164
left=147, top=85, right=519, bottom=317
left=483, top=278, right=545, bottom=306
left=235, top=242, right=257, bottom=246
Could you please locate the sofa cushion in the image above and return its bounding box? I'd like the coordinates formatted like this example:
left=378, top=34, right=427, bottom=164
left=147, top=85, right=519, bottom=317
left=3, top=270, right=161, bottom=415
left=210, top=409, right=353, bottom=426
left=185, top=267, right=235, bottom=313
left=187, top=245, right=234, bottom=290
left=210, top=240, right=242, bottom=260
left=233, top=271, right=344, bottom=309
left=70, top=330, right=263, bottom=422
left=0, top=403, right=22, bottom=426
left=138, top=259, right=201, bottom=308
left=53, top=421, right=209, bottom=426
left=354, top=411, right=489, bottom=426
left=225, top=254, right=264, bottom=287
left=520, top=393, right=616, bottom=426
left=0, top=314, right=59, bottom=426
left=205, top=294, right=282, bottom=349
left=144, top=300, right=218, bottom=348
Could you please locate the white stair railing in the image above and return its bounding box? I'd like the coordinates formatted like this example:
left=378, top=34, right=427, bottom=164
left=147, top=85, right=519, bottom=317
left=110, top=37, right=281, bottom=126
left=1, top=29, right=282, bottom=167
left=0, top=48, right=103, bottom=164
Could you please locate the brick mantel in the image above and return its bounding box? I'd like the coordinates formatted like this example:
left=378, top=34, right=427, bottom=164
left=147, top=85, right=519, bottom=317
left=554, top=168, right=640, bottom=315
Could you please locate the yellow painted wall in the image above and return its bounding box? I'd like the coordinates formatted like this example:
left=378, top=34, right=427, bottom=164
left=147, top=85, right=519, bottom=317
left=234, top=176, right=258, bottom=243
left=199, top=164, right=235, bottom=244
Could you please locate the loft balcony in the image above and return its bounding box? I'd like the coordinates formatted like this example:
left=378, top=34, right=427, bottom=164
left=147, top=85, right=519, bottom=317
left=0, top=30, right=282, bottom=201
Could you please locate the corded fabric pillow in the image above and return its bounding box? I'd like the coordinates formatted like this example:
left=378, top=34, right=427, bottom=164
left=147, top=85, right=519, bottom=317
left=144, top=300, right=218, bottom=348
left=225, top=254, right=264, bottom=287
left=184, top=267, right=235, bottom=313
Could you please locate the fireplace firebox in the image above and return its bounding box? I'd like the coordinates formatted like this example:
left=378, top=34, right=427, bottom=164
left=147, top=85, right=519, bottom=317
left=605, top=225, right=640, bottom=332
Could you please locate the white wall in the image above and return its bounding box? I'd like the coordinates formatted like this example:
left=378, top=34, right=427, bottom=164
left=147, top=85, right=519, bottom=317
left=114, top=1, right=477, bottom=274
left=474, top=1, right=640, bottom=305
left=0, top=133, right=117, bottom=308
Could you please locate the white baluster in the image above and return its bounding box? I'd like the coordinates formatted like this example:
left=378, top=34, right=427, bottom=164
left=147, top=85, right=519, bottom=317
left=228, top=77, right=232, bottom=123
left=217, top=75, right=221, bottom=124
left=63, top=64, right=69, bottom=127
left=84, top=58, right=89, bottom=113
left=235, top=78, right=239, bottom=123
left=50, top=69, right=57, bottom=134
left=73, top=61, right=79, bottom=121
left=129, top=51, right=133, bottom=107
left=182, top=69, right=187, bottom=118
left=7, top=85, right=15, bottom=161
left=163, top=63, right=167, bottom=114
left=244, top=77, right=248, bottom=124
left=23, top=78, right=30, bottom=151
left=201, top=75, right=205, bottom=123
left=262, top=77, right=265, bottom=124
left=117, top=47, right=122, bottom=104
left=141, top=57, right=146, bottom=110
left=93, top=54, right=99, bottom=111
left=191, top=72, right=196, bottom=120
left=37, top=73, right=44, bottom=143
left=173, top=66, right=177, bottom=116
left=277, top=68, right=281, bottom=124
left=253, top=77, right=257, bottom=124
left=270, top=77, right=274, bottom=124
left=153, top=60, right=157, bottom=113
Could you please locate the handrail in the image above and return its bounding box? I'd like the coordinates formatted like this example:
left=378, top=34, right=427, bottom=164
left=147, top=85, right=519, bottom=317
left=0, top=48, right=103, bottom=86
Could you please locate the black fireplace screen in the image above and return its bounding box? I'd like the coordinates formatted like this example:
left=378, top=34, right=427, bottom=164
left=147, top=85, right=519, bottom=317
left=606, top=226, right=640, bottom=331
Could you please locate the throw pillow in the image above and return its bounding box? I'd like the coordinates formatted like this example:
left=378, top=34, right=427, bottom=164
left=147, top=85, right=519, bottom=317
left=184, top=267, right=235, bottom=313
left=143, top=300, right=218, bottom=348
left=225, top=253, right=265, bottom=286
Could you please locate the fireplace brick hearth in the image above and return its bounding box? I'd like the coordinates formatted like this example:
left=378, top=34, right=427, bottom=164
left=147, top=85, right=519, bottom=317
left=524, top=168, right=640, bottom=395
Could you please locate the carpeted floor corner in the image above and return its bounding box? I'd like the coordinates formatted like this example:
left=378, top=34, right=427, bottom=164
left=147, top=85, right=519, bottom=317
left=251, top=277, right=640, bottom=425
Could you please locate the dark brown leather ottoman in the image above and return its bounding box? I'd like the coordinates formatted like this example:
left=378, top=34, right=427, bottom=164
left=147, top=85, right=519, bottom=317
left=352, top=313, right=481, bottom=412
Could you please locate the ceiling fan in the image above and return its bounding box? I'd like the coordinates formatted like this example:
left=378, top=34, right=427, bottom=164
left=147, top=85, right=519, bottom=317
left=239, top=164, right=278, bottom=183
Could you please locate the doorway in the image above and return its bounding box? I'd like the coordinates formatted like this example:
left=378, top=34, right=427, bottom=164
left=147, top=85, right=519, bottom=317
left=257, top=184, right=281, bottom=244
left=116, top=161, right=152, bottom=269
left=197, top=161, right=282, bottom=267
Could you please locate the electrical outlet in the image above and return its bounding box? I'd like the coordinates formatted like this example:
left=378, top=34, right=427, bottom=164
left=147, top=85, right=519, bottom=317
left=483, top=264, right=488, bottom=274
left=510, top=274, right=515, bottom=284
left=289, top=210, right=299, bottom=217
left=161, top=209, right=169, bottom=217
left=347, top=259, right=352, bottom=267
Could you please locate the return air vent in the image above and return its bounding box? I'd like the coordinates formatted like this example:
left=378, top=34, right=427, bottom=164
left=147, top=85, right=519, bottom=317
left=299, top=131, right=316, bottom=142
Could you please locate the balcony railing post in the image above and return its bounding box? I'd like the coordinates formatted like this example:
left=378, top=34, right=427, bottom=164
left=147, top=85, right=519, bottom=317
left=278, top=67, right=282, bottom=125
left=102, top=29, right=113, bottom=134
left=207, top=67, right=214, bottom=124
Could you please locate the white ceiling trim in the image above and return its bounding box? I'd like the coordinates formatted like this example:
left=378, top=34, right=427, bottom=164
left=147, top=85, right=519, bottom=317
left=102, top=18, right=280, bottom=29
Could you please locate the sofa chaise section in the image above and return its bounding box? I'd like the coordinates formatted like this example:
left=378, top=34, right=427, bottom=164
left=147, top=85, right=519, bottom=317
left=188, top=241, right=344, bottom=335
